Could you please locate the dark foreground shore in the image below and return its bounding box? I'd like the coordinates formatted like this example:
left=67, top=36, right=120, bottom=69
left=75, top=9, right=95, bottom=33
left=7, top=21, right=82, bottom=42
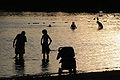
left=1, top=70, right=120, bottom=80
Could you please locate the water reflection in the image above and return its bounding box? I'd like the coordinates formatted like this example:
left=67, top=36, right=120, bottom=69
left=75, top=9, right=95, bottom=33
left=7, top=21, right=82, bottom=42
left=14, top=58, right=25, bottom=76
left=1, top=12, right=120, bottom=77
left=41, top=59, right=49, bottom=72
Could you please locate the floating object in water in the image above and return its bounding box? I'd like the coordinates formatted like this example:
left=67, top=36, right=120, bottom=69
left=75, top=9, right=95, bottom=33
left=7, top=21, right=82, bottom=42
left=48, top=24, right=52, bottom=27
left=88, top=21, right=90, bottom=22
left=33, top=22, right=39, bottom=24
left=52, top=22, right=55, bottom=23
left=103, top=20, right=107, bottom=22
left=65, top=22, right=68, bottom=23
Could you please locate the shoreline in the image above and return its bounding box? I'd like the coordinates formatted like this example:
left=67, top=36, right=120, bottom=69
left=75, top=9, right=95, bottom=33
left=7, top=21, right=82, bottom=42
left=1, top=70, right=120, bottom=80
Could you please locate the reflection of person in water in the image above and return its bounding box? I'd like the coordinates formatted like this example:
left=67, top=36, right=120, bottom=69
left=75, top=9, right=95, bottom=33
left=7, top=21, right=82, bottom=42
left=41, top=60, right=49, bottom=72
left=70, top=22, right=77, bottom=30
left=13, top=31, right=27, bottom=59
left=41, top=29, right=52, bottom=62
left=14, top=58, right=25, bottom=76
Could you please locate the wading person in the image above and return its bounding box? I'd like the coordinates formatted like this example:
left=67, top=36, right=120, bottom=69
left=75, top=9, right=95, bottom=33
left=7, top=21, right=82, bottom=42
left=70, top=22, right=77, bottom=30
left=13, top=31, right=27, bottom=59
left=41, top=29, right=52, bottom=62
left=97, top=20, right=103, bottom=30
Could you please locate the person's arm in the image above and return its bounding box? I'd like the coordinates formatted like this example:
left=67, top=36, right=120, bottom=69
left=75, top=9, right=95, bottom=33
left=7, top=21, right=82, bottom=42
left=41, top=36, right=43, bottom=45
left=75, top=24, right=77, bottom=28
left=56, top=53, right=60, bottom=60
left=48, top=35, right=52, bottom=45
left=13, top=35, right=17, bottom=48
left=13, top=39, right=15, bottom=48
left=25, top=36, right=27, bottom=42
left=70, top=24, right=73, bottom=28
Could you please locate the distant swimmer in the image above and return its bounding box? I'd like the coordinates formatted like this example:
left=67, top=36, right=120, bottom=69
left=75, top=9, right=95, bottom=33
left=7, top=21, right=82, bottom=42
left=70, top=22, right=77, bottom=30
left=98, top=11, right=103, bottom=17
left=48, top=24, right=52, bottom=27
left=96, top=20, right=103, bottom=30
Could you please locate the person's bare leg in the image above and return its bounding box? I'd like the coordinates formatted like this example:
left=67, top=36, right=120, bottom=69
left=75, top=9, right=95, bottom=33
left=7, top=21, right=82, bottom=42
left=43, top=53, right=45, bottom=59
left=47, top=54, right=49, bottom=62
left=42, top=53, right=45, bottom=63
left=19, top=54, right=23, bottom=59
left=14, top=54, right=18, bottom=58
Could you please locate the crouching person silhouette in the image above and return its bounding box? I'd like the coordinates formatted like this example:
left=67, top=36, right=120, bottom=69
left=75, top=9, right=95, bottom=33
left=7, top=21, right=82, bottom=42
left=57, top=47, right=76, bottom=75
left=13, top=31, right=27, bottom=59
left=41, top=29, right=52, bottom=63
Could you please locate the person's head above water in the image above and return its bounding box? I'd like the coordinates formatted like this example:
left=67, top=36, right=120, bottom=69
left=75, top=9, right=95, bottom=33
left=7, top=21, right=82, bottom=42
left=21, top=31, right=25, bottom=36
left=42, top=29, right=47, bottom=35
left=72, top=22, right=75, bottom=24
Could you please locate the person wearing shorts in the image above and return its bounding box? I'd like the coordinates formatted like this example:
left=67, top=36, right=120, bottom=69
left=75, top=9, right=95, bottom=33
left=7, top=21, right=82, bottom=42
left=13, top=31, right=27, bottom=59
left=41, top=29, right=52, bottom=62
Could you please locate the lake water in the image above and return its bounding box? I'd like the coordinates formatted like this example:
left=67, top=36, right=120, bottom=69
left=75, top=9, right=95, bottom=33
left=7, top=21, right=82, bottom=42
left=1, top=12, right=120, bottom=78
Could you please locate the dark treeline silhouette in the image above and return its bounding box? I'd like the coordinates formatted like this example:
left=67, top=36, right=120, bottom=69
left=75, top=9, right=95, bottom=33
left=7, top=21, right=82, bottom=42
left=1, top=7, right=120, bottom=13
left=0, top=0, right=120, bottom=13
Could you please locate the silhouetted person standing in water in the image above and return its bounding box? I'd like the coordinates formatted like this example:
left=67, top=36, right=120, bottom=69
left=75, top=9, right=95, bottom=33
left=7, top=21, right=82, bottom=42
left=41, top=29, right=52, bottom=62
left=70, top=22, right=77, bottom=30
left=13, top=31, right=27, bottom=59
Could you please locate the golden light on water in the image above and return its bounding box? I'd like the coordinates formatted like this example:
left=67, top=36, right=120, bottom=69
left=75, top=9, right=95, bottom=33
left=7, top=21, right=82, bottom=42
left=1, top=12, right=120, bottom=77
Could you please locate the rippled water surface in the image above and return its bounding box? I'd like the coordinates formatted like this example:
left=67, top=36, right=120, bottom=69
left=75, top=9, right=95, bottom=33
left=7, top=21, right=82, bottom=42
left=1, top=12, right=120, bottom=77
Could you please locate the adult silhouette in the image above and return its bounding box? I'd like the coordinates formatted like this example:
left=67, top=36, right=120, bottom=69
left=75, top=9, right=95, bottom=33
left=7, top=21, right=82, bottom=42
left=13, top=31, right=27, bottom=59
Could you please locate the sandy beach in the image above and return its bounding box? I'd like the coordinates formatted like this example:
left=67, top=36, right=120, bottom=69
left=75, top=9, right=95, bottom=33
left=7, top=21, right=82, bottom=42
left=1, top=70, right=120, bottom=80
